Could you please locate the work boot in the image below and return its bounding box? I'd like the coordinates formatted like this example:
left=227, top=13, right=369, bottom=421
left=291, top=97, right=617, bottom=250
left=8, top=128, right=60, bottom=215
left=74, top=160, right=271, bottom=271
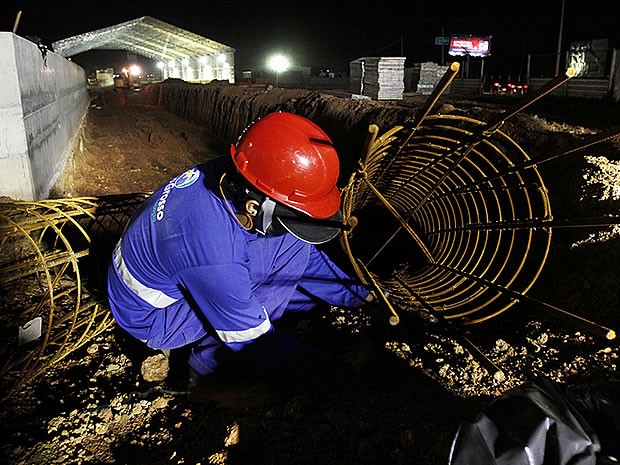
left=186, top=366, right=202, bottom=392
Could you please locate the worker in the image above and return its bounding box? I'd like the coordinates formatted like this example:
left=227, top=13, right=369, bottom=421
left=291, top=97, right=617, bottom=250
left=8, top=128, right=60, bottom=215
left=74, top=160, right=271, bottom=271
left=106, top=111, right=375, bottom=395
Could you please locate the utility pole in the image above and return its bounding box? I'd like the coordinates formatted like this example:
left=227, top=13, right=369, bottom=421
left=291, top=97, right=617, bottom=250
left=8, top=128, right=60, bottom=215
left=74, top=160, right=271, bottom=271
left=555, top=0, right=565, bottom=75
left=441, top=25, right=446, bottom=66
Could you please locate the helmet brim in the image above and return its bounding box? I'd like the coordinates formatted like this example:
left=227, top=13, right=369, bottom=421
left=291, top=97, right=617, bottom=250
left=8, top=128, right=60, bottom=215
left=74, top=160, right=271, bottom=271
left=274, top=204, right=343, bottom=245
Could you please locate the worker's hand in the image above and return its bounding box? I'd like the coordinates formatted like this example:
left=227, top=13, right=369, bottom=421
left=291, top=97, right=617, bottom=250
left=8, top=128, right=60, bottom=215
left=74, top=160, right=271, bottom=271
left=364, top=289, right=388, bottom=305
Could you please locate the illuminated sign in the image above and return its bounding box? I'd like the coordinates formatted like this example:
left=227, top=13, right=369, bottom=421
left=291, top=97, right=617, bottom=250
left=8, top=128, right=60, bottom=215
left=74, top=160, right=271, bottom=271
left=448, top=36, right=491, bottom=57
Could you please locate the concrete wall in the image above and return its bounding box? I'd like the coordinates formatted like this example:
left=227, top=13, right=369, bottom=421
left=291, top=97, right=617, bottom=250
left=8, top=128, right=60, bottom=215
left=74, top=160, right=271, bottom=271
left=441, top=76, right=615, bottom=99
left=0, top=33, right=88, bottom=200
left=529, top=77, right=612, bottom=99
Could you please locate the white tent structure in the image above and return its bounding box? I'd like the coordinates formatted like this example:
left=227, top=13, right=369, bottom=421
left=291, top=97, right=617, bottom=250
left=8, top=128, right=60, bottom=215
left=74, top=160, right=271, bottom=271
left=52, top=16, right=235, bottom=83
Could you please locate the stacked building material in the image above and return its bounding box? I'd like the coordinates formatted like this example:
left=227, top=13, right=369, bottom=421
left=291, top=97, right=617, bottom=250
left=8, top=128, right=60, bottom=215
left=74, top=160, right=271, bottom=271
left=349, top=59, right=364, bottom=94
left=411, top=62, right=450, bottom=95
left=349, top=57, right=406, bottom=100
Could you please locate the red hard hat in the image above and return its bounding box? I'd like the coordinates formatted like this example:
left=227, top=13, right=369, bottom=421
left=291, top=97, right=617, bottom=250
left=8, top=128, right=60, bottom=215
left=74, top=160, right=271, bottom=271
left=230, top=112, right=341, bottom=219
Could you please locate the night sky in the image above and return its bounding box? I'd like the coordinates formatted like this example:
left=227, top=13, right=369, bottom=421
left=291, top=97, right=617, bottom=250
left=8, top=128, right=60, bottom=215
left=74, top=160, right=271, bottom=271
left=3, top=1, right=620, bottom=78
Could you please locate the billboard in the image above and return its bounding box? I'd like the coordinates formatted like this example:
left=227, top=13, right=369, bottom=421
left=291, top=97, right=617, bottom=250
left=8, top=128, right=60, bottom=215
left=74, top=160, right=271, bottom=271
left=448, top=35, right=491, bottom=57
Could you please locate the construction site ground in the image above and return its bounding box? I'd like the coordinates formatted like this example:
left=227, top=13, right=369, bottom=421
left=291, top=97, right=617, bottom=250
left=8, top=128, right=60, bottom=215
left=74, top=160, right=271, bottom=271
left=1, top=86, right=620, bottom=465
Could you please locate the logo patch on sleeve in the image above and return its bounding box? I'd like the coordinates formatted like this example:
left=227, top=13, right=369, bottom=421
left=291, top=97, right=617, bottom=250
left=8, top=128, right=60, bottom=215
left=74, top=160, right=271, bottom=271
left=174, top=168, right=200, bottom=188
left=152, top=168, right=201, bottom=221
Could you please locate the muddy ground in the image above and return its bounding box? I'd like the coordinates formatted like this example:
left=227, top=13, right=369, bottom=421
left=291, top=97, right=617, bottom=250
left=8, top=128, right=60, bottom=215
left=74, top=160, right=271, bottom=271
left=1, top=84, right=620, bottom=465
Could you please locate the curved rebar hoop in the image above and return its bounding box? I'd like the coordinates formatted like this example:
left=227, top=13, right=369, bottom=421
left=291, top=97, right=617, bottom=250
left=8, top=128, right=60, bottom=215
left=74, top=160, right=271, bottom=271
left=0, top=194, right=149, bottom=400
left=342, top=115, right=552, bottom=325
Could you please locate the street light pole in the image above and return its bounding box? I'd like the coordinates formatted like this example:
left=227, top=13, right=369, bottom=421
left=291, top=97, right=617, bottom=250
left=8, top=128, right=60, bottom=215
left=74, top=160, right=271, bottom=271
left=268, top=54, right=289, bottom=88
left=555, top=0, right=566, bottom=75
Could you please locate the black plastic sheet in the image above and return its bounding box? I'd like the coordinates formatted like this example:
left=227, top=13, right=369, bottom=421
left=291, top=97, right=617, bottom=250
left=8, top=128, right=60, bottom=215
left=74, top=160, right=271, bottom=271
left=448, top=377, right=620, bottom=465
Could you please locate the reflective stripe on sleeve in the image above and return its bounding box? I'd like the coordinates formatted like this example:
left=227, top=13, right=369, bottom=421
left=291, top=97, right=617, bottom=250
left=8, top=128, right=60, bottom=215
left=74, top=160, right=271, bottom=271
left=113, top=241, right=179, bottom=308
left=215, top=307, right=271, bottom=343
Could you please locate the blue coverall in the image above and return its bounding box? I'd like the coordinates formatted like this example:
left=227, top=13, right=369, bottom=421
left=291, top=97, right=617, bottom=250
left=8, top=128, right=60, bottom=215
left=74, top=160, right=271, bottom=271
left=107, top=155, right=370, bottom=376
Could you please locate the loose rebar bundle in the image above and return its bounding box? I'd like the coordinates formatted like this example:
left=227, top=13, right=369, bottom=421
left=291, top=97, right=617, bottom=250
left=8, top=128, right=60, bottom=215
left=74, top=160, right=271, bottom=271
left=341, top=63, right=619, bottom=379
left=0, top=194, right=149, bottom=399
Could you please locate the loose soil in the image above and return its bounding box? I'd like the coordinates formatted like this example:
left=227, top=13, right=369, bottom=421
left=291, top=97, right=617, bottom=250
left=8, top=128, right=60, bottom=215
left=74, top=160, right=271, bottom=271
left=1, top=86, right=620, bottom=465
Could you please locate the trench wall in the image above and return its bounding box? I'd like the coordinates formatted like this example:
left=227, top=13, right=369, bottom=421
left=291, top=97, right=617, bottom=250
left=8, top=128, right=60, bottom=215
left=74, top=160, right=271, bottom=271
left=142, top=80, right=417, bottom=182
left=0, top=32, right=88, bottom=200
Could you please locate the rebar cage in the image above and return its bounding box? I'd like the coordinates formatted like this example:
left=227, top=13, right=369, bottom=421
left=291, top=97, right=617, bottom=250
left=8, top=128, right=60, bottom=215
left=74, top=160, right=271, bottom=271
left=0, top=194, right=149, bottom=399
left=341, top=114, right=552, bottom=325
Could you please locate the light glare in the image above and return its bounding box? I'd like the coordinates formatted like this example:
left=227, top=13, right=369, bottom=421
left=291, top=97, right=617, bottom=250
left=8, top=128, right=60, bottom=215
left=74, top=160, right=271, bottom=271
left=268, top=54, right=290, bottom=73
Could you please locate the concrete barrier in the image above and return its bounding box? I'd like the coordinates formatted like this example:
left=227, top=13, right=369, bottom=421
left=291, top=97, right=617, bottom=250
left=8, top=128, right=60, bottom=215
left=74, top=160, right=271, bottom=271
left=0, top=33, right=88, bottom=200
